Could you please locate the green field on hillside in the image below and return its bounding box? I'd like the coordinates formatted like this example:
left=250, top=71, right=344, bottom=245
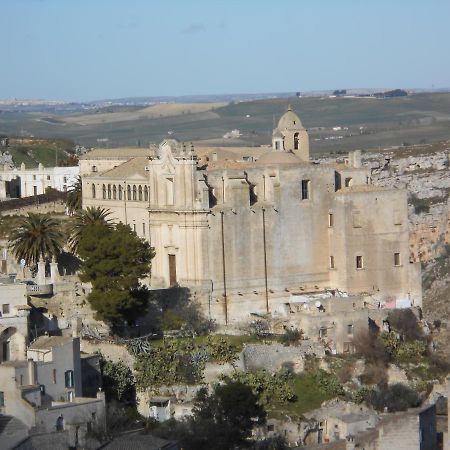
left=1, top=93, right=450, bottom=154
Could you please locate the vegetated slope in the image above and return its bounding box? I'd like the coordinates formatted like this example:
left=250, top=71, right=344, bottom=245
left=422, top=243, right=450, bottom=354
left=1, top=93, right=450, bottom=152
left=4, top=138, right=76, bottom=168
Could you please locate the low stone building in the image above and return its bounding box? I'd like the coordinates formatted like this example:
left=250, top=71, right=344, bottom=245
left=0, top=282, right=30, bottom=362
left=0, top=336, right=105, bottom=446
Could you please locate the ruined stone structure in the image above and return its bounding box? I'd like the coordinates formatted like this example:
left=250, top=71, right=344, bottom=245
left=80, top=108, right=422, bottom=325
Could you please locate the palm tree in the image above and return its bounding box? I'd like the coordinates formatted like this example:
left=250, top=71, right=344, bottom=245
left=66, top=176, right=82, bottom=214
left=9, top=213, right=65, bottom=267
left=68, top=206, right=113, bottom=253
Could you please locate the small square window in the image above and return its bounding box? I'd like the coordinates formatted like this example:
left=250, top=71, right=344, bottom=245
left=319, top=327, right=327, bottom=338
left=394, top=252, right=401, bottom=266
left=347, top=324, right=354, bottom=335
left=356, top=255, right=363, bottom=269
left=47, top=175, right=51, bottom=181
left=345, top=177, right=353, bottom=187
left=301, top=180, right=310, bottom=200
left=2, top=304, right=10, bottom=314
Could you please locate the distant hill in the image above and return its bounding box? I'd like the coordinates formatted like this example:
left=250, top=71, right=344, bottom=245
left=1, top=92, right=450, bottom=154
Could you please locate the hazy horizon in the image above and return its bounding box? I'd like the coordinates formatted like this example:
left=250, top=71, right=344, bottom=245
left=2, top=0, right=450, bottom=102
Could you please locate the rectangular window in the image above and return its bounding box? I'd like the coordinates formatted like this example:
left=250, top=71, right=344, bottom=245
left=344, top=177, right=353, bottom=187
left=352, top=210, right=362, bottom=228
left=65, top=370, right=74, bottom=388
left=328, top=213, right=334, bottom=227
left=347, top=324, right=354, bottom=335
left=0, top=391, right=4, bottom=407
left=142, top=223, right=146, bottom=235
left=2, top=304, right=10, bottom=314
left=393, top=210, right=402, bottom=225
left=301, top=180, right=310, bottom=200
left=356, top=255, right=364, bottom=269
left=33, top=186, right=37, bottom=196
left=53, top=369, right=57, bottom=384
left=47, top=175, right=51, bottom=180
left=132, top=224, right=136, bottom=233
left=169, top=254, right=177, bottom=286
left=329, top=256, right=335, bottom=269
left=394, top=252, right=401, bottom=266
left=319, top=327, right=327, bottom=338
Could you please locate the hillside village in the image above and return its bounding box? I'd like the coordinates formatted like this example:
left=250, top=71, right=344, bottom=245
left=0, top=108, right=449, bottom=450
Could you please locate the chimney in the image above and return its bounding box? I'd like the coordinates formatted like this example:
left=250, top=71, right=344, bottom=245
left=28, top=359, right=36, bottom=385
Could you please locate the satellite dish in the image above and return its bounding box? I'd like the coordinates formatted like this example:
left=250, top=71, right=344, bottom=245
left=315, top=301, right=322, bottom=308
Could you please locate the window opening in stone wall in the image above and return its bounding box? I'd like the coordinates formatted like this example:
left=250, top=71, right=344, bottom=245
left=0, top=391, right=4, bottom=407
left=345, top=177, right=353, bottom=187
left=275, top=141, right=280, bottom=150
left=347, top=324, right=354, bottom=335
left=2, top=304, right=10, bottom=314
left=53, top=369, right=57, bottom=384
left=328, top=213, right=334, bottom=227
left=301, top=180, right=310, bottom=200
left=92, top=184, right=96, bottom=198
left=127, top=186, right=131, bottom=200
left=208, top=187, right=217, bottom=208
left=118, top=185, right=122, bottom=200
left=356, top=255, right=363, bottom=269
left=65, top=370, right=74, bottom=388
left=294, top=132, right=299, bottom=150
left=329, top=256, right=335, bottom=269
left=144, top=186, right=149, bottom=202
left=132, top=224, right=136, bottom=233
left=107, top=184, right=111, bottom=199
left=169, top=254, right=177, bottom=286
left=102, top=185, right=106, bottom=199
left=394, top=252, right=401, bottom=266
left=138, top=185, right=143, bottom=201
left=249, top=184, right=258, bottom=206
left=132, top=185, right=137, bottom=200
left=113, top=185, right=117, bottom=200
left=319, top=327, right=327, bottom=338
left=166, top=178, right=174, bottom=206
left=142, top=223, right=146, bottom=235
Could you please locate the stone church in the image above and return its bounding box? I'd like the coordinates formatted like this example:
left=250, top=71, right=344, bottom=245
left=80, top=108, right=421, bottom=324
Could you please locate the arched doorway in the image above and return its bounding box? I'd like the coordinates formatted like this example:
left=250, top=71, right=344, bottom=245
left=0, top=327, right=25, bottom=362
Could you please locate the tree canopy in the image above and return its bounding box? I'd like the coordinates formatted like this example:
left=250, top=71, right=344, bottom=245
left=68, top=206, right=113, bottom=253
left=66, top=175, right=82, bottom=214
left=185, top=381, right=266, bottom=450
left=8, top=213, right=64, bottom=266
left=77, top=223, right=155, bottom=327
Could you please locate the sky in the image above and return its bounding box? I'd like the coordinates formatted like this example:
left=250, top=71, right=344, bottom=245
left=1, top=0, right=450, bottom=102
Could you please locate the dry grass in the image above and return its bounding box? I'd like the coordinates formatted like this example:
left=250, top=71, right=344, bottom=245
left=61, top=102, right=227, bottom=125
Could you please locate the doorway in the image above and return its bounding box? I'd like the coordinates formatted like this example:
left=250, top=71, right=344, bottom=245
left=168, top=254, right=177, bottom=286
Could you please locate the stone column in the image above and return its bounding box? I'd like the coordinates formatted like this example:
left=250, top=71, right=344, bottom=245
left=50, top=259, right=59, bottom=284
left=36, top=259, right=46, bottom=285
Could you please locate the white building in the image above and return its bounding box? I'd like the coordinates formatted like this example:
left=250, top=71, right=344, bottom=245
left=0, top=163, right=79, bottom=199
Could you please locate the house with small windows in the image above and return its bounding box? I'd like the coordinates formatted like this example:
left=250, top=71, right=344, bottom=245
left=0, top=162, right=79, bottom=199
left=0, top=336, right=105, bottom=445
left=79, top=107, right=422, bottom=326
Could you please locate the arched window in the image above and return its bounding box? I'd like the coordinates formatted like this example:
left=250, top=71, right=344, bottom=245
left=138, top=185, right=143, bottom=201
left=107, top=184, right=111, bottom=199
left=113, top=185, right=117, bottom=200
left=102, top=184, right=106, bottom=199
left=294, top=132, right=299, bottom=150
left=144, top=186, right=149, bottom=202
left=92, top=184, right=96, bottom=199
left=132, top=185, right=137, bottom=201
left=127, top=185, right=131, bottom=200
left=118, top=185, right=123, bottom=200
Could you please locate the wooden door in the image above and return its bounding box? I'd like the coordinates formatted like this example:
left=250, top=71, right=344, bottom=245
left=168, top=254, right=177, bottom=286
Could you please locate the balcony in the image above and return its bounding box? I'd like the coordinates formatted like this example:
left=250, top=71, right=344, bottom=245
left=26, top=283, right=53, bottom=296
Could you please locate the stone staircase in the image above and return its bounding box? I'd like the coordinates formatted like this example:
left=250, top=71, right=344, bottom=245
left=0, top=414, right=28, bottom=449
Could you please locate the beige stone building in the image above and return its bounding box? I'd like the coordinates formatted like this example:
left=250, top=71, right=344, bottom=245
left=80, top=108, right=422, bottom=325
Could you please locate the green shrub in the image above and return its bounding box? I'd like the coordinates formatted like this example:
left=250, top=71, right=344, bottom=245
left=279, top=328, right=303, bottom=346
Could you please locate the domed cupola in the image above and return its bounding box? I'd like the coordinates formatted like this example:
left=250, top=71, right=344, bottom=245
left=272, top=105, right=310, bottom=161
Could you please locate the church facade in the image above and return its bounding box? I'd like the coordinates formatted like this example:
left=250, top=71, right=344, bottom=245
left=80, top=108, right=422, bottom=324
